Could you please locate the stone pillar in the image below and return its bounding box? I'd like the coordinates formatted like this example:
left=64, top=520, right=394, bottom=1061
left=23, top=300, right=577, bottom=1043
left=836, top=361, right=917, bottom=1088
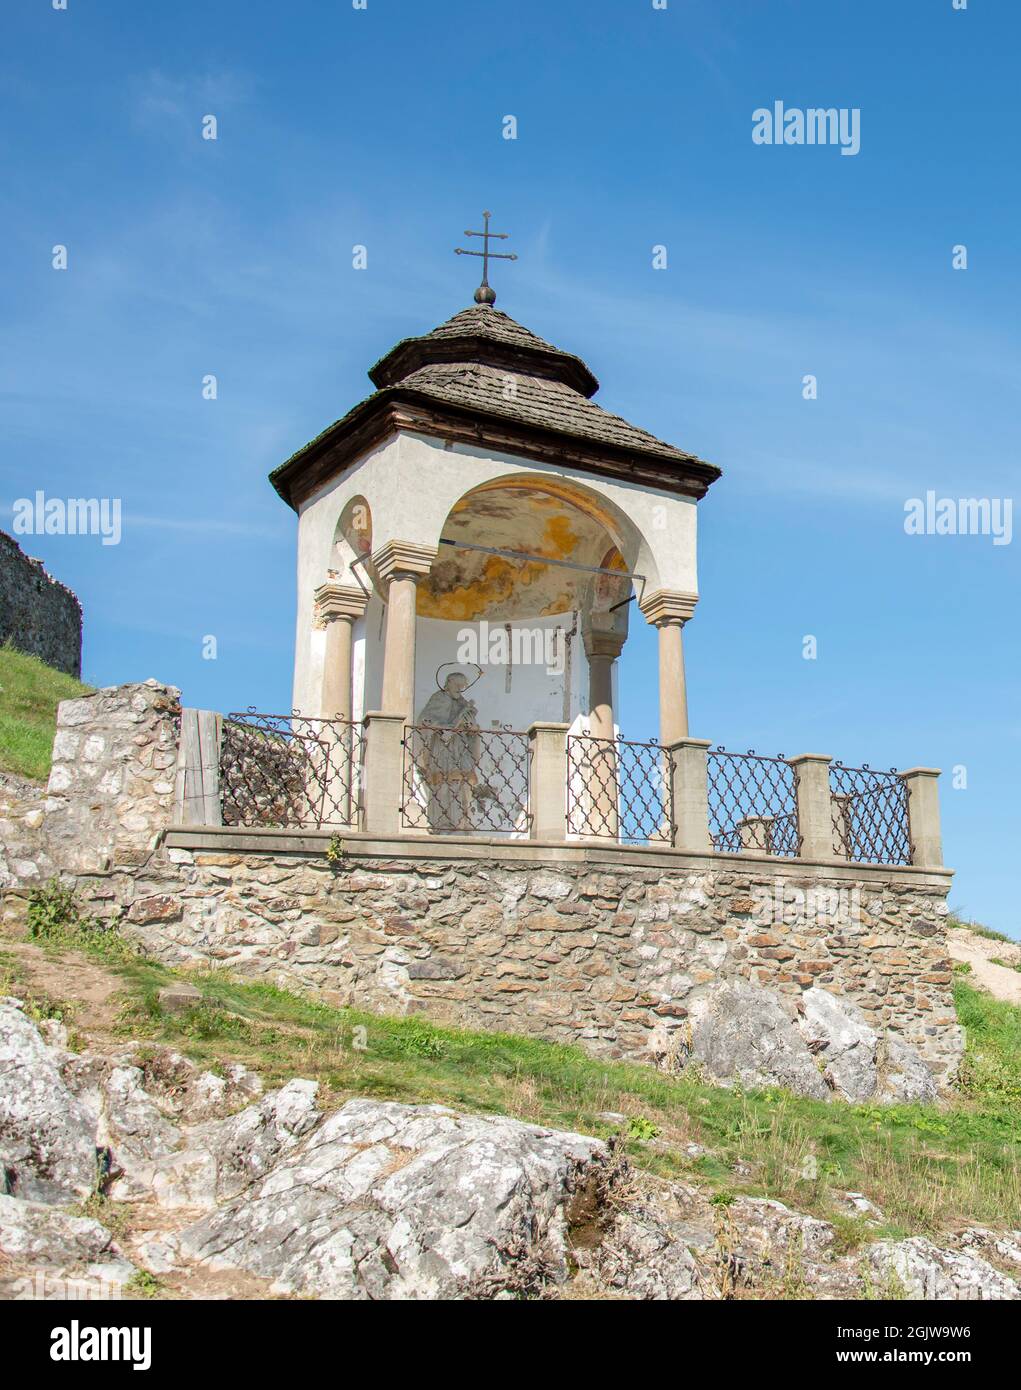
left=362, top=712, right=407, bottom=836
left=45, top=681, right=182, bottom=875
left=373, top=541, right=437, bottom=719
left=639, top=590, right=698, bottom=747
left=313, top=583, right=369, bottom=827
left=528, top=722, right=569, bottom=841
left=582, top=624, right=626, bottom=838
left=739, top=815, right=774, bottom=854
left=669, top=737, right=712, bottom=853
left=901, top=767, right=943, bottom=868
left=789, top=754, right=836, bottom=861
left=314, top=583, right=368, bottom=721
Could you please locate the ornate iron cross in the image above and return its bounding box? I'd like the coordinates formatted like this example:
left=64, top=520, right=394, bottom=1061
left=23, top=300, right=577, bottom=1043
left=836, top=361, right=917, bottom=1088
left=454, top=210, right=517, bottom=305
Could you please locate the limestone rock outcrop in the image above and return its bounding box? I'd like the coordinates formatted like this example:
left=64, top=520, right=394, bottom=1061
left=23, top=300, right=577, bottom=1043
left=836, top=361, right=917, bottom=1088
left=0, top=1003, right=1015, bottom=1302
left=687, top=981, right=830, bottom=1099
left=178, top=1100, right=605, bottom=1299
left=679, top=981, right=939, bottom=1106
left=0, top=1001, right=98, bottom=1203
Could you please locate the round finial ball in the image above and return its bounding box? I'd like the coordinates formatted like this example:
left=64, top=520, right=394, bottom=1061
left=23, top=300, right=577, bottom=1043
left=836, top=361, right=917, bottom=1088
left=474, top=284, right=497, bottom=305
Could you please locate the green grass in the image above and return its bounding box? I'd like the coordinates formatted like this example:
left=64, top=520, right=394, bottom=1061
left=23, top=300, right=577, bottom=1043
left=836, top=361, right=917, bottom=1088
left=991, top=957, right=1021, bottom=974
left=955, top=982, right=1021, bottom=1107
left=947, top=910, right=1014, bottom=945
left=9, top=883, right=1021, bottom=1241
left=26, top=879, right=138, bottom=962
left=0, top=644, right=91, bottom=782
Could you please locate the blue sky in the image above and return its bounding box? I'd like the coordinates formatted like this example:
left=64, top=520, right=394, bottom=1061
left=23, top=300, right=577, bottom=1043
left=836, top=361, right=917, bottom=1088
left=1, top=0, right=1018, bottom=933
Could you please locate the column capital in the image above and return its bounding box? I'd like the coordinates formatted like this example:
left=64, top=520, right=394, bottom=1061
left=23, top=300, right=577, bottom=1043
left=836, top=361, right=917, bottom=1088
left=372, top=540, right=438, bottom=584
left=583, top=628, right=627, bottom=661
left=363, top=710, right=407, bottom=728
left=639, top=589, right=698, bottom=626
left=313, top=582, right=369, bottom=625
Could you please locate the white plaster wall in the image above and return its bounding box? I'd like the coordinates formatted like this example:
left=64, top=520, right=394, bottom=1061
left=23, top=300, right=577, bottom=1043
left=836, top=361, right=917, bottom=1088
left=292, top=431, right=699, bottom=712
left=409, top=612, right=587, bottom=731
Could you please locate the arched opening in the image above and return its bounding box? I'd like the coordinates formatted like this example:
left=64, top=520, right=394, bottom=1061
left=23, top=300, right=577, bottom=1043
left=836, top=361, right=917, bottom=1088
left=386, top=476, right=654, bottom=838
left=331, top=495, right=373, bottom=586
left=416, top=474, right=643, bottom=623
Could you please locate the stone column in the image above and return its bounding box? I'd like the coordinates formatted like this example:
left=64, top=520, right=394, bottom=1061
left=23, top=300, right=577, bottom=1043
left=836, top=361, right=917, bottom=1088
left=528, top=722, right=569, bottom=841
left=373, top=541, right=437, bottom=719
left=639, top=590, right=698, bottom=747
left=583, top=625, right=624, bottom=741
left=789, top=754, right=837, bottom=862
left=313, top=583, right=369, bottom=826
left=582, top=623, right=626, bottom=838
left=314, top=583, right=368, bottom=721
left=901, top=767, right=943, bottom=868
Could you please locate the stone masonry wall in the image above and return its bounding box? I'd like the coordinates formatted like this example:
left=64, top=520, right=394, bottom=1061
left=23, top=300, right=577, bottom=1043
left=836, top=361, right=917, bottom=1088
left=0, top=680, right=962, bottom=1086
left=0, top=772, right=54, bottom=891
left=0, top=530, right=83, bottom=677
left=0, top=681, right=180, bottom=907
left=86, top=849, right=958, bottom=1082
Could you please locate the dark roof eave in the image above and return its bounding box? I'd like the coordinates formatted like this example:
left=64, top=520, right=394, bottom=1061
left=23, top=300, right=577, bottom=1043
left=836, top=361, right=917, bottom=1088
left=270, top=387, right=722, bottom=510
left=369, top=334, right=600, bottom=398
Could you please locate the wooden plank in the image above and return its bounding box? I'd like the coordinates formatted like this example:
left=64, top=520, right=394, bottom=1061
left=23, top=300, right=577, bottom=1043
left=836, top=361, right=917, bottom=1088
left=173, top=709, right=223, bottom=826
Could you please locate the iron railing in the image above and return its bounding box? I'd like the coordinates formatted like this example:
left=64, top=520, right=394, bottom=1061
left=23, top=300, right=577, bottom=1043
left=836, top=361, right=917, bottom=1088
left=829, top=763, right=911, bottom=865
left=215, top=711, right=915, bottom=867
left=566, top=735, right=672, bottom=844
left=707, top=748, right=802, bottom=857
left=401, top=723, right=531, bottom=835
left=220, top=711, right=364, bottom=829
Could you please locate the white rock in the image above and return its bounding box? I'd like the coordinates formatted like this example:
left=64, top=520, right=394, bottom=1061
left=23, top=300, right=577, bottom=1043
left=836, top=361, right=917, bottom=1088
left=117, top=1079, right=320, bottom=1210
left=177, top=1098, right=605, bottom=1300
left=867, top=1237, right=1020, bottom=1300
left=800, top=988, right=878, bottom=1101
left=0, top=1194, right=115, bottom=1267
left=687, top=982, right=830, bottom=1100
left=953, top=1228, right=1021, bottom=1272
left=0, top=1004, right=97, bottom=1203
left=63, top=1056, right=181, bottom=1193
left=877, top=1035, right=938, bottom=1104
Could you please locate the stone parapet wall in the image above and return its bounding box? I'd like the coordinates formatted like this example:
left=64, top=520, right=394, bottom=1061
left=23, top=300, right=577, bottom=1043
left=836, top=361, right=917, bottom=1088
left=73, top=830, right=959, bottom=1083
left=0, top=530, right=83, bottom=677
left=0, top=680, right=962, bottom=1090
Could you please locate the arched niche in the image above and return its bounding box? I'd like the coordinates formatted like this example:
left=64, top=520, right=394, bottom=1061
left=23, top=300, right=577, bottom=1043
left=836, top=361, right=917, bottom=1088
left=416, top=474, right=649, bottom=624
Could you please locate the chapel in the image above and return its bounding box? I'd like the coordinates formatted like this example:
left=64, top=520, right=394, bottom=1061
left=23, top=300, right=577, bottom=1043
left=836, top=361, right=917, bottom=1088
left=268, top=216, right=720, bottom=838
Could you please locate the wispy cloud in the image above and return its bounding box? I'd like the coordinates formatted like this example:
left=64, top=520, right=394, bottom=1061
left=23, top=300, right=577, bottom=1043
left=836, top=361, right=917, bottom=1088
left=130, top=68, right=255, bottom=133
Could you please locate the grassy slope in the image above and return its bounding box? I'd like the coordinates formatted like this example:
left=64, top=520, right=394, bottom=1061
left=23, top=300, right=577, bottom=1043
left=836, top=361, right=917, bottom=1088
left=0, top=676, right=1016, bottom=1245
left=3, top=904, right=1020, bottom=1244
left=0, top=644, right=91, bottom=781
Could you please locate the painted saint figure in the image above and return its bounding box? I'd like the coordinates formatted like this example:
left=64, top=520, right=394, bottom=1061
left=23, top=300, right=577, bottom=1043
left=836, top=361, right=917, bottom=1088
left=415, top=670, right=481, bottom=830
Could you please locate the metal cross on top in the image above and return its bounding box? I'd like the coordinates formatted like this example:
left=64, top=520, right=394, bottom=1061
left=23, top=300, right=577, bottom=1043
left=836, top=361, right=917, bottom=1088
left=454, top=210, right=517, bottom=306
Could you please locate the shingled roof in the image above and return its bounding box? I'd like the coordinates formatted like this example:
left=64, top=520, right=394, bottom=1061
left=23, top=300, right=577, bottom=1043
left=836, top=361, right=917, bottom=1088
left=270, top=304, right=720, bottom=507
left=368, top=305, right=600, bottom=397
